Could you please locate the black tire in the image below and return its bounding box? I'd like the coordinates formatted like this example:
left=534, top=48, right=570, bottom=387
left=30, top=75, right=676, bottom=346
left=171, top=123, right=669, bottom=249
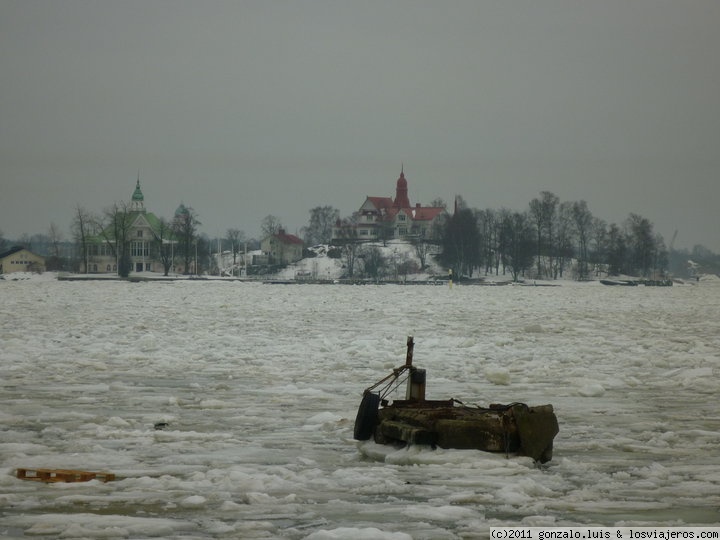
left=353, top=392, right=380, bottom=440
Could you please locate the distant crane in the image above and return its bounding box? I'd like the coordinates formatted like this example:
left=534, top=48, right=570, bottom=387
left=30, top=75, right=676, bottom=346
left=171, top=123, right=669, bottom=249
left=667, top=229, right=680, bottom=281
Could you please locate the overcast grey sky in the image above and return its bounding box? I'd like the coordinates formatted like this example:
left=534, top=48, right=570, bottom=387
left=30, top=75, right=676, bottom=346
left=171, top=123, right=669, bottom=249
left=1, top=0, right=718, bottom=251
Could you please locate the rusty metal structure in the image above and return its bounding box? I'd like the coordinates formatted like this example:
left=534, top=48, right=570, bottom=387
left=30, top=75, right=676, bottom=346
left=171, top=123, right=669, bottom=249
left=353, top=337, right=559, bottom=463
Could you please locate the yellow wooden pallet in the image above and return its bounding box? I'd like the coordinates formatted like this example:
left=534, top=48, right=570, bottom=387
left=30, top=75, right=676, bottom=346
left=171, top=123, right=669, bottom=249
left=16, top=468, right=115, bottom=483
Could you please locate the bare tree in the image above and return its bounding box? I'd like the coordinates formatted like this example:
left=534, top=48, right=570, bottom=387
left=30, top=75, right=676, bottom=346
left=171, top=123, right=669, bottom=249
left=390, top=249, right=417, bottom=282
left=98, top=202, right=135, bottom=277
left=437, top=206, right=481, bottom=279
left=377, top=215, right=396, bottom=247
left=156, top=217, right=176, bottom=276
left=606, top=223, right=627, bottom=276
left=333, top=217, right=361, bottom=278
left=554, top=201, right=574, bottom=278
left=571, top=200, right=594, bottom=280
left=503, top=211, right=535, bottom=282
left=625, top=213, right=657, bottom=277
left=226, top=228, right=246, bottom=276
left=18, top=233, right=32, bottom=250
left=261, top=215, right=283, bottom=239
left=173, top=205, right=201, bottom=275
left=45, top=222, right=64, bottom=271
left=496, top=208, right=513, bottom=276
left=411, top=236, right=432, bottom=270
left=590, top=218, right=608, bottom=276
left=653, top=234, right=669, bottom=279
left=477, top=209, right=498, bottom=275
left=359, top=245, right=386, bottom=281
left=303, top=206, right=339, bottom=246
left=72, top=206, right=96, bottom=273
left=529, top=191, right=559, bottom=278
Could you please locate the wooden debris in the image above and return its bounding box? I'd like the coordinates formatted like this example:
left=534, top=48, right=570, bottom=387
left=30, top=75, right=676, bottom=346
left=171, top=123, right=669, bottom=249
left=16, top=468, right=115, bottom=483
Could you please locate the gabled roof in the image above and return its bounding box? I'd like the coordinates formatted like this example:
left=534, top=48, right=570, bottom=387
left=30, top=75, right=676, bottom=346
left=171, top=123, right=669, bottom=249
left=378, top=206, right=445, bottom=223
left=360, top=171, right=446, bottom=223
left=273, top=230, right=303, bottom=245
left=131, top=211, right=164, bottom=233
left=411, top=206, right=445, bottom=221
left=363, top=196, right=394, bottom=212
left=92, top=210, right=170, bottom=242
left=0, top=246, right=26, bottom=259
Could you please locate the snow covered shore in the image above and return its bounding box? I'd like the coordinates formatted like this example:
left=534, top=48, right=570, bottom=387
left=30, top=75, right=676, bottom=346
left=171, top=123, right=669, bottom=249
left=1, top=278, right=719, bottom=538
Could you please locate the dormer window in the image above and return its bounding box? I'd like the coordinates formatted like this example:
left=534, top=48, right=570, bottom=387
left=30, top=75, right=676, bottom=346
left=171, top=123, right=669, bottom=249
left=398, top=214, right=406, bottom=221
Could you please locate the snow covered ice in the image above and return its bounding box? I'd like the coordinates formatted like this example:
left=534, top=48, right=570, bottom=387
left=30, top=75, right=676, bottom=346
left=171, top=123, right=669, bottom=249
left=1, top=277, right=719, bottom=538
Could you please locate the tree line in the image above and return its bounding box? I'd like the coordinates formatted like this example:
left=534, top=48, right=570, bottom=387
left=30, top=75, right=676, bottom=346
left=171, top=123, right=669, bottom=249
left=436, top=191, right=673, bottom=281
left=2, top=193, right=718, bottom=280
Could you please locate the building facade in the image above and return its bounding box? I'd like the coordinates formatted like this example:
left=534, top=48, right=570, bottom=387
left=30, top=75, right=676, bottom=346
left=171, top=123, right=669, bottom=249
left=260, top=228, right=304, bottom=265
left=82, top=180, right=176, bottom=274
left=0, top=247, right=46, bottom=274
left=333, top=169, right=446, bottom=243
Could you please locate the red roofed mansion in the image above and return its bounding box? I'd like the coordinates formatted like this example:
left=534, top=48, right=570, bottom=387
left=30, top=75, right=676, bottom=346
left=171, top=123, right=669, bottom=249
left=333, top=169, right=446, bottom=243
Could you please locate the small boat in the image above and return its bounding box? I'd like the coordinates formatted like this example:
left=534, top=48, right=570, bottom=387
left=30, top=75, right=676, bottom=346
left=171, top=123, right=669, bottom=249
left=600, top=278, right=673, bottom=287
left=600, top=279, right=638, bottom=286
left=353, top=337, right=559, bottom=463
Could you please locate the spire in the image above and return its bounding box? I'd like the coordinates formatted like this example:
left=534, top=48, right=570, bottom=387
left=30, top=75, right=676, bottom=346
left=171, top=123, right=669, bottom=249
left=393, top=166, right=410, bottom=208
left=131, top=174, right=145, bottom=212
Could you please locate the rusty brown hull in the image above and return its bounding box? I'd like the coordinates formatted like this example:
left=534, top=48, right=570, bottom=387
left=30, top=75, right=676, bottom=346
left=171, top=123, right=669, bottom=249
left=372, top=401, right=558, bottom=463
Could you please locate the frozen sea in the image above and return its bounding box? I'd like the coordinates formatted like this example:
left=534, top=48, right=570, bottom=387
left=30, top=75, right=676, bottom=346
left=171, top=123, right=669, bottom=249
left=1, top=278, right=719, bottom=539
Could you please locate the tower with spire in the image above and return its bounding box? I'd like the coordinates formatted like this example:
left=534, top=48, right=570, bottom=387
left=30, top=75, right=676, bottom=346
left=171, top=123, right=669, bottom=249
left=81, top=175, right=178, bottom=275
left=333, top=166, right=447, bottom=243
left=130, top=174, right=145, bottom=213
left=392, top=165, right=411, bottom=208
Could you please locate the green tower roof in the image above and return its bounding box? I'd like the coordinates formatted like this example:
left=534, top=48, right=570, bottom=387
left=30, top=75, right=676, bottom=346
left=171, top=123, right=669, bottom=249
left=132, top=179, right=144, bottom=201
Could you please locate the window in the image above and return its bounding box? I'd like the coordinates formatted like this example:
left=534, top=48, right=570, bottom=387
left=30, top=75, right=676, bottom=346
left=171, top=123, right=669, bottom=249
left=398, top=214, right=406, bottom=221
left=131, top=241, right=149, bottom=257
left=137, top=230, right=143, bottom=238
left=399, top=227, right=407, bottom=236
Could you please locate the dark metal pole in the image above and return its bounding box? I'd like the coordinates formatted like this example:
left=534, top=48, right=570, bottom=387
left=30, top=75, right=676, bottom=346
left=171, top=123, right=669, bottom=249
left=405, top=336, right=414, bottom=367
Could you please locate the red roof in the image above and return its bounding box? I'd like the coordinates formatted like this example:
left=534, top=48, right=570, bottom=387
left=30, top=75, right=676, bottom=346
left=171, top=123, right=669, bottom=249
left=380, top=206, right=445, bottom=222
left=360, top=172, right=446, bottom=224
left=274, top=230, right=303, bottom=245
left=366, top=196, right=394, bottom=211
left=411, top=207, right=445, bottom=221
